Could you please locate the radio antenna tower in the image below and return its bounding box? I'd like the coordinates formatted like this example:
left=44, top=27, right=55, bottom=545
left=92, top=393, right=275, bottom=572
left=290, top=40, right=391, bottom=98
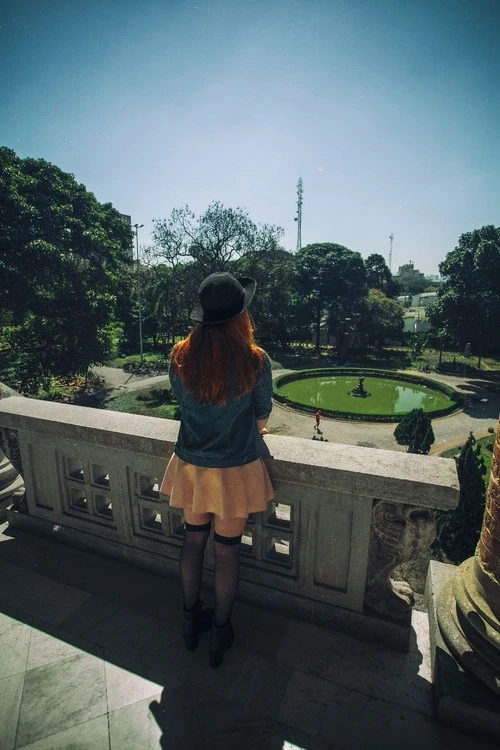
left=294, top=177, right=303, bottom=251
left=389, top=233, right=394, bottom=271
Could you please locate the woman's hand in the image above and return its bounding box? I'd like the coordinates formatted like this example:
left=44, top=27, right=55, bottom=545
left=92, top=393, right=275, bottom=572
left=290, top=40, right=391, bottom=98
left=256, top=417, right=269, bottom=435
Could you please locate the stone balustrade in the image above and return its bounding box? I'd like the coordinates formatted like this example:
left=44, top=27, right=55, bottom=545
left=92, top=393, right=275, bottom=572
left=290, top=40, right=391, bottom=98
left=0, top=396, right=459, bottom=651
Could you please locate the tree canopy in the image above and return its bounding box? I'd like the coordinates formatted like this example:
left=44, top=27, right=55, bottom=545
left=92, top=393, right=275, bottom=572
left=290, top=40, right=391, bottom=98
left=364, top=253, right=399, bottom=297
left=295, top=243, right=367, bottom=351
left=0, top=147, right=133, bottom=391
left=427, top=225, right=500, bottom=365
left=357, top=289, right=404, bottom=347
left=393, top=408, right=435, bottom=454
left=436, top=433, right=486, bottom=563
left=152, top=201, right=283, bottom=275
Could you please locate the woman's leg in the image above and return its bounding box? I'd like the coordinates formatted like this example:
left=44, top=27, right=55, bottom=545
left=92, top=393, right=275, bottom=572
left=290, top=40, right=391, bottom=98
left=212, top=515, right=247, bottom=627
left=209, top=515, right=247, bottom=667
left=180, top=508, right=212, bottom=610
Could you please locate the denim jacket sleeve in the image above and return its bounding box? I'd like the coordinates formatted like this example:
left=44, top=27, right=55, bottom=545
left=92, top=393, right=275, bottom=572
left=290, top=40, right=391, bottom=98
left=253, top=354, right=273, bottom=419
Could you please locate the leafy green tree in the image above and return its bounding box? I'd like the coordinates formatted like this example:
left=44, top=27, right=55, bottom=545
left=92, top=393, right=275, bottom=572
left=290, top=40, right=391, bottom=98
left=232, top=247, right=297, bottom=345
left=436, top=434, right=486, bottom=563
left=364, top=254, right=399, bottom=297
left=394, top=408, right=435, bottom=454
left=0, top=148, right=132, bottom=391
left=150, top=202, right=285, bottom=343
left=295, top=243, right=367, bottom=352
left=407, top=332, right=428, bottom=361
left=152, top=201, right=283, bottom=275
left=427, top=225, right=500, bottom=367
left=357, top=289, right=404, bottom=348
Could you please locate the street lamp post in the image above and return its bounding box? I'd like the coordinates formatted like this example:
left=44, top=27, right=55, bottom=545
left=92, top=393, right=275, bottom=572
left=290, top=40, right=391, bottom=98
left=133, top=223, right=144, bottom=364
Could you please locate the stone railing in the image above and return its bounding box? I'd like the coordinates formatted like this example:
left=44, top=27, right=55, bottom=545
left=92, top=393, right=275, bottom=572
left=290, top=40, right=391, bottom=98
left=0, top=396, right=459, bottom=651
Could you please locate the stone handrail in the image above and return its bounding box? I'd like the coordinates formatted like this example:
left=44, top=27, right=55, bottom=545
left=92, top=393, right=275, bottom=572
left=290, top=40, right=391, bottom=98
left=0, top=396, right=459, bottom=650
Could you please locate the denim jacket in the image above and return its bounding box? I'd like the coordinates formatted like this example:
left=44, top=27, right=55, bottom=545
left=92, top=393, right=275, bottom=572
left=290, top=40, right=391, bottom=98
left=168, top=353, right=273, bottom=468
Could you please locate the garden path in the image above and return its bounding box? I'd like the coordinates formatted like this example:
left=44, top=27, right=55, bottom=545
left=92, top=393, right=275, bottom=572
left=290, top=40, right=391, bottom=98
left=92, top=366, right=500, bottom=455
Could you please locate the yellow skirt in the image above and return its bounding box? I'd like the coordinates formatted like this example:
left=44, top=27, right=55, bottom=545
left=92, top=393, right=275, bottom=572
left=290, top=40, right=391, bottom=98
left=160, top=453, right=275, bottom=520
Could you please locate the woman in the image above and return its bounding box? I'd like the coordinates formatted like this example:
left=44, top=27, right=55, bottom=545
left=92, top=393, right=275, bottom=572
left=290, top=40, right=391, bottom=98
left=160, top=271, right=274, bottom=667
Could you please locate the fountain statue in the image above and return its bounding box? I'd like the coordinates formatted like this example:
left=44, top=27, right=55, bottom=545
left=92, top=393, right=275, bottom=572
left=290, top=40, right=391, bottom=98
left=349, top=376, right=370, bottom=398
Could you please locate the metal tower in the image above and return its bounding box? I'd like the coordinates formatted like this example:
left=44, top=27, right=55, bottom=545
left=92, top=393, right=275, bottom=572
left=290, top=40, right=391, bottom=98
left=294, top=177, right=303, bottom=251
left=389, top=233, right=394, bottom=271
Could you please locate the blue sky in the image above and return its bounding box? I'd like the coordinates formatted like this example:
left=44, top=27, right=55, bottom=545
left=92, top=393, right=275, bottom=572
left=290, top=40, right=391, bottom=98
left=1, top=0, right=499, bottom=274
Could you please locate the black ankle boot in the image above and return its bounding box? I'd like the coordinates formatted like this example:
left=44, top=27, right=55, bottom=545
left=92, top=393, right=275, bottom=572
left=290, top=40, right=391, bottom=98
left=209, top=621, right=234, bottom=667
left=183, top=601, right=214, bottom=651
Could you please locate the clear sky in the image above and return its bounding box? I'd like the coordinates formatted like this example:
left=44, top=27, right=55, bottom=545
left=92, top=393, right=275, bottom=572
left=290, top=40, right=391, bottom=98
left=1, top=0, right=499, bottom=274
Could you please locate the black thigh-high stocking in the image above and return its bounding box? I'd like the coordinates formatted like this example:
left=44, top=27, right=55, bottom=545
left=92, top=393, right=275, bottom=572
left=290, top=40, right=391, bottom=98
left=180, top=521, right=211, bottom=610
left=213, top=532, right=242, bottom=627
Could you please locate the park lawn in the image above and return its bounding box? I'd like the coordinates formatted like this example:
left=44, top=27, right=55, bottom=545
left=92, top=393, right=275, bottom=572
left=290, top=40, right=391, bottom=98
left=104, top=352, right=169, bottom=372
left=440, top=433, right=495, bottom=478
left=104, top=384, right=179, bottom=420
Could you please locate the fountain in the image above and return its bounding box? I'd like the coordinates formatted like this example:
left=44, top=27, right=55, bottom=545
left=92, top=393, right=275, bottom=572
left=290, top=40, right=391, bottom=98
left=349, top=376, right=370, bottom=398
left=273, top=367, right=463, bottom=422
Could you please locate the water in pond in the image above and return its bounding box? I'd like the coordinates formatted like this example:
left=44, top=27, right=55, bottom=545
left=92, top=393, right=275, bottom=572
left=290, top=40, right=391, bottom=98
left=277, top=375, right=453, bottom=415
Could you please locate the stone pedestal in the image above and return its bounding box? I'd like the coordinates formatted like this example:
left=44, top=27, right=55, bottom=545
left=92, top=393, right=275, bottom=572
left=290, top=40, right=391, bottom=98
left=426, top=561, right=500, bottom=742
left=430, top=418, right=500, bottom=740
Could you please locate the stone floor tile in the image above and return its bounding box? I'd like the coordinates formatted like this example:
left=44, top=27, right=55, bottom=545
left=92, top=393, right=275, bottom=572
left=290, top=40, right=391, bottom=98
left=278, top=670, right=498, bottom=750
left=14, top=714, right=110, bottom=750
left=16, top=652, right=107, bottom=747
left=190, top=648, right=292, bottom=719
left=110, top=688, right=203, bottom=750
left=247, top=725, right=334, bottom=749
left=0, top=613, right=31, bottom=679
left=59, top=595, right=122, bottom=637
left=276, top=613, right=432, bottom=715
left=193, top=690, right=283, bottom=750
left=232, top=600, right=292, bottom=658
left=85, top=606, right=195, bottom=680
left=0, top=560, right=90, bottom=626
left=105, top=652, right=179, bottom=712
left=0, top=671, right=24, bottom=750
left=26, top=627, right=97, bottom=671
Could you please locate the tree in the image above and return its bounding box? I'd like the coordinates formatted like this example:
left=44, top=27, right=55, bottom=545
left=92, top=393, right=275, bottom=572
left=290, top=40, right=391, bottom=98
left=0, top=148, right=132, bottom=391
left=232, top=247, right=297, bottom=345
left=357, top=289, right=404, bottom=348
left=295, top=243, right=367, bottom=352
left=427, top=225, right=500, bottom=367
left=152, top=201, right=283, bottom=275
left=435, top=434, right=486, bottom=563
left=364, top=254, right=399, bottom=297
left=394, top=408, right=435, bottom=454
left=150, top=202, right=285, bottom=343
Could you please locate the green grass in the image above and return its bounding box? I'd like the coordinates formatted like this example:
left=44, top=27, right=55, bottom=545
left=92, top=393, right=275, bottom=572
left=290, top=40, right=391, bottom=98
left=440, top=433, right=495, bottom=478
left=104, top=352, right=169, bottom=372
left=104, top=385, right=180, bottom=420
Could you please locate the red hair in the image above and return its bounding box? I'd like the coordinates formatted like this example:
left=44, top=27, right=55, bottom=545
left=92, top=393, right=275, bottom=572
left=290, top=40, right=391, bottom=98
left=171, top=312, right=266, bottom=405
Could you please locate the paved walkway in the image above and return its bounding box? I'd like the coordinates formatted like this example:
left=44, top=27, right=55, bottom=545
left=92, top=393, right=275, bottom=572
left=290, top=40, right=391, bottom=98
left=1, top=521, right=497, bottom=750
left=93, top=366, right=500, bottom=455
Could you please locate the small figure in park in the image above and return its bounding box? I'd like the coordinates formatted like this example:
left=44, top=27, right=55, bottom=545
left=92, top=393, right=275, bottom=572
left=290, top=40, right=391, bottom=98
left=315, top=410, right=322, bottom=431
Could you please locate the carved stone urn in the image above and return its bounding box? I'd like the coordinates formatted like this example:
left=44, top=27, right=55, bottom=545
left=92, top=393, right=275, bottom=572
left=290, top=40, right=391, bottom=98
left=436, top=419, right=500, bottom=696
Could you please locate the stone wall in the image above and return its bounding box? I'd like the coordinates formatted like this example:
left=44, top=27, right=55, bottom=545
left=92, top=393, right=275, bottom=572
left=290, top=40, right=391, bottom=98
left=0, top=396, right=459, bottom=650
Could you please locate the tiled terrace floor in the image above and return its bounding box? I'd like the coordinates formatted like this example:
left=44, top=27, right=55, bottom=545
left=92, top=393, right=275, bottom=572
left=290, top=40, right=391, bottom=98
left=0, top=520, right=496, bottom=750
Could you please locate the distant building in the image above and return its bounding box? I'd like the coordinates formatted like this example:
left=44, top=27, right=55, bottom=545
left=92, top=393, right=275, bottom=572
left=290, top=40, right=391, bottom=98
left=394, top=261, right=426, bottom=293
left=410, top=292, right=437, bottom=308
left=403, top=308, right=431, bottom=334
left=398, top=292, right=437, bottom=333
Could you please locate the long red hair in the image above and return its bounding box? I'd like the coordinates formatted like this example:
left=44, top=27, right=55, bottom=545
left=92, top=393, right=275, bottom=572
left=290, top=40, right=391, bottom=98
left=171, top=311, right=266, bottom=405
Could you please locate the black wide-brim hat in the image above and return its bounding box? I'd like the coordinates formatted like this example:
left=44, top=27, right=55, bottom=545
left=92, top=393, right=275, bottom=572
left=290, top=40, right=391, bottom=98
left=191, top=272, right=257, bottom=325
